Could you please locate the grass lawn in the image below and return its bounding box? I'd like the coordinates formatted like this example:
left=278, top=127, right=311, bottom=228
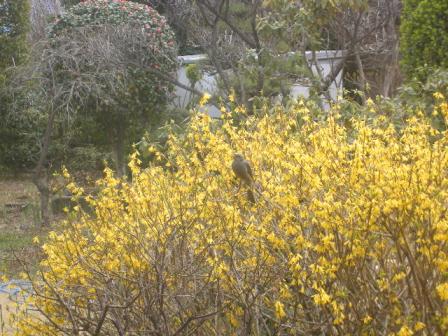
left=0, top=232, right=35, bottom=251
left=0, top=230, right=43, bottom=278
left=0, top=177, right=44, bottom=278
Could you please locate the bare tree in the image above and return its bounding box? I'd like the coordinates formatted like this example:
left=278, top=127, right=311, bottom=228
left=156, top=0, right=402, bottom=104
left=13, top=22, right=177, bottom=226
left=328, top=0, right=402, bottom=98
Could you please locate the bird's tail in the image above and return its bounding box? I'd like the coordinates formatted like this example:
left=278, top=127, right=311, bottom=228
left=247, top=189, right=255, bottom=203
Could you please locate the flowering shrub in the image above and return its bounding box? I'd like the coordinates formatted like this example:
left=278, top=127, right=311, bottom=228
left=13, top=96, right=448, bottom=335
left=50, top=0, right=174, bottom=44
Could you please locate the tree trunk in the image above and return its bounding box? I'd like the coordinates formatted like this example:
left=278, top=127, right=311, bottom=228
left=33, top=105, right=56, bottom=227
left=382, top=34, right=400, bottom=97
left=34, top=175, right=51, bottom=227
left=354, top=45, right=367, bottom=104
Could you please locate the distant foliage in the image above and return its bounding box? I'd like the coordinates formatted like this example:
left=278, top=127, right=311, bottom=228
left=13, top=97, right=448, bottom=335
left=59, top=0, right=80, bottom=8
left=398, top=68, right=448, bottom=120
left=400, top=0, right=448, bottom=79
left=0, top=0, right=31, bottom=170
left=0, top=95, right=44, bottom=170
left=0, top=0, right=29, bottom=70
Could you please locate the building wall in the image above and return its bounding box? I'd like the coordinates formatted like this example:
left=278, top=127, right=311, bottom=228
left=175, top=51, right=345, bottom=115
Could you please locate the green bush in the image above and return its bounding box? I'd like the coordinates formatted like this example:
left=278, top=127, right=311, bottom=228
left=400, top=0, right=448, bottom=80
left=0, top=0, right=31, bottom=170
left=59, top=0, right=81, bottom=8
left=399, top=68, right=448, bottom=108
left=0, top=103, right=43, bottom=170
left=0, top=0, right=29, bottom=70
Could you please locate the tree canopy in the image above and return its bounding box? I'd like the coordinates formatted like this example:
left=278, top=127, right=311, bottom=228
left=0, top=0, right=29, bottom=70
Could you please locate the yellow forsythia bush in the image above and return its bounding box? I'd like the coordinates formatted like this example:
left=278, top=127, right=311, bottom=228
left=13, top=97, right=448, bottom=335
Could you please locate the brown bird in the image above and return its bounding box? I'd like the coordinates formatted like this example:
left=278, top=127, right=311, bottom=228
left=232, top=153, right=254, bottom=186
left=232, top=153, right=255, bottom=203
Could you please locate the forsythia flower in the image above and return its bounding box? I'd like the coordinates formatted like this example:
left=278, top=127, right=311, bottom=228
left=199, top=92, right=211, bottom=106
left=363, top=315, right=372, bottom=324
left=397, top=325, right=414, bottom=336
left=433, top=92, right=445, bottom=100
left=13, top=97, right=448, bottom=335
left=229, top=89, right=235, bottom=103
left=414, top=322, right=425, bottom=331
left=274, top=301, right=286, bottom=319
left=313, top=288, right=331, bottom=305
left=437, top=283, right=448, bottom=300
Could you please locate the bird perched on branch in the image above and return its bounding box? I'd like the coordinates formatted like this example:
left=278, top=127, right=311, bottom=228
left=232, top=153, right=253, bottom=185
left=232, top=153, right=255, bottom=203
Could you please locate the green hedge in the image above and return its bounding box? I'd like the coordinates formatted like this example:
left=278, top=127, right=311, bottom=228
left=0, top=0, right=31, bottom=170
left=0, top=0, right=29, bottom=70
left=400, top=0, right=448, bottom=80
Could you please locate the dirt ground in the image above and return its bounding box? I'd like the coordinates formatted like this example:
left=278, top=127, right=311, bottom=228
left=0, top=286, right=34, bottom=335
left=0, top=176, right=84, bottom=334
left=0, top=177, right=39, bottom=230
left=0, top=176, right=43, bottom=274
left=0, top=177, right=39, bottom=334
left=0, top=292, right=15, bottom=334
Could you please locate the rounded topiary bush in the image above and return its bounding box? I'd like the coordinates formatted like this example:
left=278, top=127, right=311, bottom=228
left=50, top=0, right=176, bottom=48
left=42, top=0, right=178, bottom=175
left=48, top=0, right=177, bottom=101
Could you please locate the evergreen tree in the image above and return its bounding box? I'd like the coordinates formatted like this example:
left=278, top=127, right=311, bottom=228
left=0, top=0, right=29, bottom=70
left=0, top=0, right=31, bottom=170
left=400, top=0, right=448, bottom=80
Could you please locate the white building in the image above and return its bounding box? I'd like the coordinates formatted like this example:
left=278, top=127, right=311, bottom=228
left=175, top=50, right=345, bottom=116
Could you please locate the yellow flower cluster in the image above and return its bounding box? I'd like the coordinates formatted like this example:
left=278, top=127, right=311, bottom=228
left=12, top=98, right=448, bottom=335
